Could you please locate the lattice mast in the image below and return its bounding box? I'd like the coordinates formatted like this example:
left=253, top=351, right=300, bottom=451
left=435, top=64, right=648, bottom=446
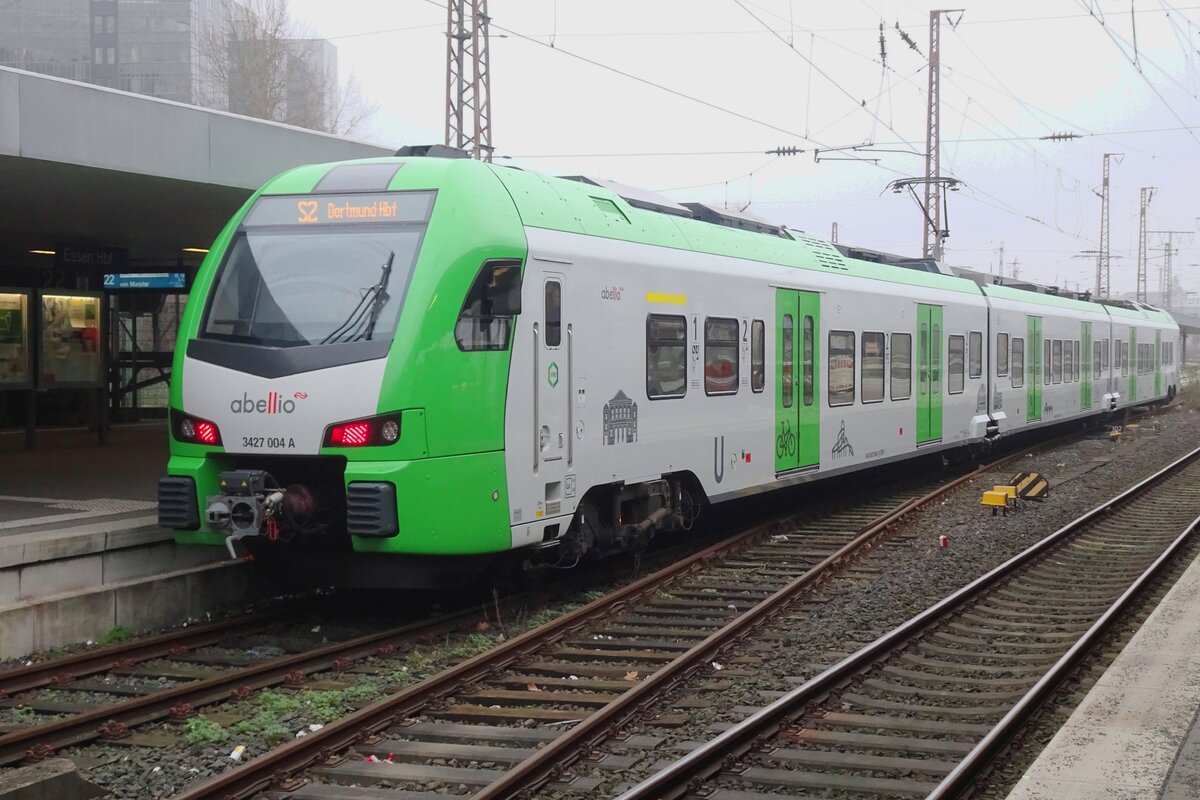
left=1136, top=187, right=1155, bottom=302
left=444, top=0, right=493, bottom=161
left=1097, top=154, right=1117, bottom=297
left=922, top=10, right=942, bottom=260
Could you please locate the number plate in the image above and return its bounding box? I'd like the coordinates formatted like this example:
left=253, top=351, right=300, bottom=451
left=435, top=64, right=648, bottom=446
left=240, top=436, right=297, bottom=450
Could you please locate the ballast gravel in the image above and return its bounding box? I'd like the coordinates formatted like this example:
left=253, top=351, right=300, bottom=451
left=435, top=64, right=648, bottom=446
left=538, top=407, right=1200, bottom=798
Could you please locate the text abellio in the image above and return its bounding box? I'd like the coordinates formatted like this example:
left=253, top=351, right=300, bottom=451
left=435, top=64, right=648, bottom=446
left=230, top=392, right=297, bottom=414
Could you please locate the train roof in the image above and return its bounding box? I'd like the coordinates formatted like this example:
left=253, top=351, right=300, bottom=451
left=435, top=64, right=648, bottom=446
left=254, top=156, right=1181, bottom=325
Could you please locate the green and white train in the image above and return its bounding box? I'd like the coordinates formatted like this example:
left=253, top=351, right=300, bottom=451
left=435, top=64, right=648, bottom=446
left=158, top=151, right=1181, bottom=587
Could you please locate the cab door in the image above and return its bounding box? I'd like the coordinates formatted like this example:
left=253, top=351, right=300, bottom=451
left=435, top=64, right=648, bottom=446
left=775, top=289, right=820, bottom=473
left=535, top=276, right=569, bottom=514
left=916, top=304, right=943, bottom=444
left=1027, top=316, right=1042, bottom=422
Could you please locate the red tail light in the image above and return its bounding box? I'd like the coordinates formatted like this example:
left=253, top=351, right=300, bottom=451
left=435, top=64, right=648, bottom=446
left=172, top=410, right=223, bottom=446
left=322, top=414, right=401, bottom=448
left=329, top=421, right=371, bottom=446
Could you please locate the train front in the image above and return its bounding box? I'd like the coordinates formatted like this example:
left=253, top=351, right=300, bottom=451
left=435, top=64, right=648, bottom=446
left=157, top=157, right=527, bottom=588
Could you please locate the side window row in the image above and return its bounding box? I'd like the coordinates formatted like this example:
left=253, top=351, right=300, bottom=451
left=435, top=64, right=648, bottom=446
left=829, top=330, right=916, bottom=406
left=646, top=314, right=767, bottom=400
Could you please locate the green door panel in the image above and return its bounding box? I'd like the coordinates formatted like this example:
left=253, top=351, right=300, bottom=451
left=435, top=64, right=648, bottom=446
left=1129, top=328, right=1138, bottom=401
left=775, top=289, right=820, bottom=472
left=1027, top=316, right=1042, bottom=422
left=917, top=304, right=943, bottom=444
left=1155, top=330, right=1162, bottom=396
left=1081, top=322, right=1092, bottom=409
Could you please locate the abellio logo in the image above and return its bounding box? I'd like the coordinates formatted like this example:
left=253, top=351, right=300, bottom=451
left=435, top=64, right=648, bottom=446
left=230, top=391, right=307, bottom=415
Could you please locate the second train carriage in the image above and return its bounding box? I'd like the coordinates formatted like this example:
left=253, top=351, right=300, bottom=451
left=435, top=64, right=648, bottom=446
left=158, top=154, right=1180, bottom=586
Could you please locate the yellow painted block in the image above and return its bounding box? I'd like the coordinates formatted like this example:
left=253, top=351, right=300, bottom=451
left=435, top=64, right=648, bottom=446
left=994, top=485, right=1017, bottom=499
left=981, top=491, right=1009, bottom=508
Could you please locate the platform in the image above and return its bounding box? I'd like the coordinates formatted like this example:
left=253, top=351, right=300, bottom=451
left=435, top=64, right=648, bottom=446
left=1006, top=540, right=1200, bottom=800
left=0, top=422, right=259, bottom=658
left=0, top=422, right=162, bottom=535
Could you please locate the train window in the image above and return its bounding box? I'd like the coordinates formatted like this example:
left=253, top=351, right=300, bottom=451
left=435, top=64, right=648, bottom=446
left=646, top=315, right=687, bottom=400
left=948, top=335, right=965, bottom=394
left=803, top=316, right=815, bottom=406
left=891, top=333, right=912, bottom=400
left=544, top=281, right=561, bottom=348
left=969, top=331, right=982, bottom=378
left=704, top=318, right=739, bottom=396
left=1011, top=338, right=1024, bottom=388
left=782, top=315, right=794, bottom=408
left=1121, top=341, right=1128, bottom=377
left=1052, top=340, right=1063, bottom=384
left=996, top=333, right=1009, bottom=377
left=1093, top=341, right=1101, bottom=377
left=862, top=332, right=885, bottom=403
left=1102, top=339, right=1109, bottom=371
left=1073, top=341, right=1080, bottom=382
left=455, top=260, right=523, bottom=352
left=1044, top=339, right=1051, bottom=385
left=751, top=320, right=765, bottom=393
left=828, top=330, right=855, bottom=407
left=1063, top=342, right=1072, bottom=384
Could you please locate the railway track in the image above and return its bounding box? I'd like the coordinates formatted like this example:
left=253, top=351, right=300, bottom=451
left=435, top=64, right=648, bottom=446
left=620, top=443, right=1200, bottom=800
left=0, top=602, right=494, bottom=766
left=164, top=443, right=1043, bottom=800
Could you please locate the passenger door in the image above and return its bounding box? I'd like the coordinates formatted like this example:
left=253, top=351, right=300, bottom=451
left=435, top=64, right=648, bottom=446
left=916, top=304, right=943, bottom=444
left=774, top=289, right=820, bottom=473
left=535, top=276, right=569, bottom=513
left=1027, top=316, right=1042, bottom=422
left=1128, top=328, right=1138, bottom=402
left=1081, top=322, right=1092, bottom=409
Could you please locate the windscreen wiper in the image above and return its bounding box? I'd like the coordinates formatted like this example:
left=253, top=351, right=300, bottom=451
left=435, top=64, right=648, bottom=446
left=357, top=250, right=395, bottom=342
left=320, top=251, right=395, bottom=345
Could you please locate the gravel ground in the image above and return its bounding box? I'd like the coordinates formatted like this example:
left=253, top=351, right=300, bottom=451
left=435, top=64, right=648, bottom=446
left=540, top=406, right=1200, bottom=797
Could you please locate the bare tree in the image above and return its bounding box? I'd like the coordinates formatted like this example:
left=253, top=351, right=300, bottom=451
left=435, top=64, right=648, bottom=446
left=198, top=0, right=376, bottom=136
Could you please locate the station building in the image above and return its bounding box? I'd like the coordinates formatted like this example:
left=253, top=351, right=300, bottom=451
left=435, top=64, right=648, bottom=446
left=0, top=65, right=391, bottom=436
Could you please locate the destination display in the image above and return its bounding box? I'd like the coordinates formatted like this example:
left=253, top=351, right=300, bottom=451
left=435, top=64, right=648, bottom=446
left=0, top=292, right=31, bottom=387
left=103, top=272, right=187, bottom=290
left=39, top=292, right=103, bottom=388
left=242, top=191, right=435, bottom=228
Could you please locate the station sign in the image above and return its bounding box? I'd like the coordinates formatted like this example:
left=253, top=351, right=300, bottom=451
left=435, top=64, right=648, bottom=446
left=103, top=272, right=187, bottom=290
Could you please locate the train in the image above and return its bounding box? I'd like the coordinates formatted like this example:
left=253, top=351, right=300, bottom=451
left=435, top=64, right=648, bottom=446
left=157, top=148, right=1181, bottom=588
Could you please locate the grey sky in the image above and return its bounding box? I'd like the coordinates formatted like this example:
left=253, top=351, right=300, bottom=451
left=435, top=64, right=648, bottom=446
left=290, top=0, right=1200, bottom=299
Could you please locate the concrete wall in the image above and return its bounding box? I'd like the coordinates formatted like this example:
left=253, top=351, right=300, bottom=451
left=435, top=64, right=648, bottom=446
left=0, top=65, right=392, bottom=189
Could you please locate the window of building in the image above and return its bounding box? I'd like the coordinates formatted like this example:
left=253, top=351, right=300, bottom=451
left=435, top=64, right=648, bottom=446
left=94, top=47, right=103, bottom=64
left=782, top=315, right=793, bottom=409
left=647, top=315, right=687, bottom=399
left=802, top=316, right=815, bottom=406
left=891, top=333, right=912, bottom=400
left=1052, top=340, right=1063, bottom=383
left=1063, top=341, right=1072, bottom=384
left=1011, top=337, right=1024, bottom=388
left=969, top=331, right=982, bottom=378
left=544, top=281, right=561, bottom=347
left=948, top=335, right=965, bottom=394
left=862, top=332, right=885, bottom=403
left=996, top=333, right=1009, bottom=377
left=106, top=47, right=116, bottom=64
left=750, top=320, right=765, bottom=393
left=106, top=15, right=115, bottom=33
left=828, top=331, right=855, bottom=407
left=93, top=15, right=103, bottom=33
left=704, top=317, right=739, bottom=396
